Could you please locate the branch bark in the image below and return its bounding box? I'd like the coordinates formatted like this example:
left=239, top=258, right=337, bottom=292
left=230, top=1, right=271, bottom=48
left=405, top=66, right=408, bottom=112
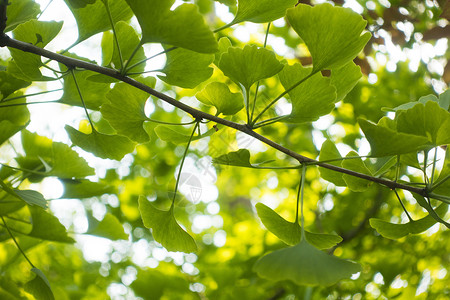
left=0, top=34, right=433, bottom=200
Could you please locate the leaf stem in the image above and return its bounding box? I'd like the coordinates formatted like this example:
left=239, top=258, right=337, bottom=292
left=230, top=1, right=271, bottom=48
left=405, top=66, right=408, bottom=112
left=0, top=100, right=61, bottom=108
left=103, top=0, right=124, bottom=71
left=430, top=174, right=450, bottom=192
left=252, top=115, right=288, bottom=128
left=146, top=119, right=196, bottom=126
left=171, top=122, right=199, bottom=206
left=125, top=46, right=177, bottom=74
left=122, top=41, right=143, bottom=75
left=252, top=71, right=316, bottom=125
left=299, top=165, right=307, bottom=240
left=0, top=88, right=63, bottom=103
left=430, top=147, right=438, bottom=186
left=394, top=189, right=413, bottom=222
left=0, top=216, right=35, bottom=268
left=70, top=69, right=95, bottom=130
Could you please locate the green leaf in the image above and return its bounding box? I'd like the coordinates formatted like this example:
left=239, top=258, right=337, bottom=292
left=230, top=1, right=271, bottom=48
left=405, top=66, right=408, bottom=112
left=86, top=213, right=128, bottom=240
left=433, top=148, right=450, bottom=195
left=65, top=125, right=136, bottom=161
left=5, top=0, right=40, bottom=32
left=0, top=95, right=30, bottom=145
left=15, top=190, right=47, bottom=209
left=439, top=89, right=450, bottom=110
left=125, top=0, right=218, bottom=53
left=28, top=207, right=75, bottom=243
left=318, top=140, right=346, bottom=186
left=24, top=268, right=55, bottom=300
left=358, top=118, right=429, bottom=157
left=0, top=70, right=30, bottom=99
left=9, top=20, right=63, bottom=81
left=286, top=3, right=371, bottom=72
left=214, top=37, right=232, bottom=66
left=64, top=0, right=133, bottom=42
left=158, top=48, right=214, bottom=89
left=212, top=149, right=273, bottom=168
left=413, top=195, right=450, bottom=228
left=67, top=0, right=96, bottom=9
left=61, top=179, right=116, bottom=199
left=278, top=63, right=336, bottom=123
left=396, top=100, right=450, bottom=146
left=219, top=45, right=283, bottom=91
left=256, top=203, right=342, bottom=249
left=154, top=125, right=215, bottom=145
left=342, top=151, right=373, bottom=192
left=253, top=238, right=361, bottom=286
left=101, top=78, right=155, bottom=143
left=59, top=56, right=112, bottom=110
left=386, top=94, right=438, bottom=112
left=369, top=203, right=448, bottom=239
left=196, top=82, right=244, bottom=115
left=21, top=131, right=95, bottom=178
left=330, top=61, right=362, bottom=102
left=138, top=196, right=197, bottom=253
left=231, top=0, right=297, bottom=24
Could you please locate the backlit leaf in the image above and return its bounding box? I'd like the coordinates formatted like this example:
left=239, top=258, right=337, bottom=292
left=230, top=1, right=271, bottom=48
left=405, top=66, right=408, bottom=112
left=196, top=82, right=244, bottom=115
left=213, top=149, right=273, bottom=168
left=15, top=190, right=47, bottom=209
left=66, top=125, right=136, bottom=160
left=138, top=196, right=197, bottom=252
left=318, top=140, right=346, bottom=186
left=125, top=0, right=218, bottom=53
left=154, top=125, right=215, bottom=144
left=256, top=203, right=342, bottom=249
left=342, top=151, right=373, bottom=192
left=253, top=239, right=361, bottom=286
left=158, top=48, right=214, bottom=89
left=413, top=195, right=450, bottom=228
left=61, top=179, right=116, bottom=199
left=287, top=3, right=371, bottom=72
left=219, top=45, right=283, bottom=91
left=86, top=213, right=129, bottom=240
left=5, top=0, right=40, bottom=32
left=231, top=0, right=297, bottom=24
left=28, top=207, right=75, bottom=243
left=24, top=268, right=55, bottom=300
left=278, top=63, right=336, bottom=123
left=330, top=61, right=362, bottom=102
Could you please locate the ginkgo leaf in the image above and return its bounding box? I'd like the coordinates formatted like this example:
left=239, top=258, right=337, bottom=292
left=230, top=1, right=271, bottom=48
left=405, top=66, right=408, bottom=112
left=154, top=126, right=215, bottom=144
left=101, top=78, right=155, bottom=143
left=219, top=45, right=283, bottom=91
left=278, top=63, right=336, bottom=123
left=64, top=0, right=132, bottom=42
left=358, top=118, right=429, bottom=157
left=158, top=48, right=214, bottom=89
left=212, top=149, right=273, bottom=168
left=0, top=96, right=30, bottom=145
left=28, top=207, right=75, bottom=243
left=286, top=3, right=371, bottom=72
left=138, top=196, right=197, bottom=253
left=330, top=61, right=362, bottom=102
left=253, top=238, right=361, bottom=286
left=61, top=179, right=116, bottom=199
left=9, top=20, right=63, bottom=81
left=413, top=195, right=450, bottom=228
left=342, top=151, right=373, bottom=192
left=214, top=37, right=232, bottom=66
left=396, top=100, right=450, bottom=146
left=24, top=268, right=55, bottom=300
left=15, top=190, right=47, bottom=209
left=65, top=125, right=136, bottom=161
left=5, top=0, right=40, bottom=32
left=86, top=213, right=129, bottom=240
left=125, top=0, right=218, bottom=53
left=369, top=203, right=448, bottom=239
left=256, top=203, right=342, bottom=249
left=439, top=89, right=450, bottom=110
left=196, top=82, right=244, bottom=115
left=318, top=140, right=346, bottom=186
left=231, top=0, right=297, bottom=24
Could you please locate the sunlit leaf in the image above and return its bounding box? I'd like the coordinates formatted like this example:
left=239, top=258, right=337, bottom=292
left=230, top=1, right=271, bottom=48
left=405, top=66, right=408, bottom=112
left=256, top=203, right=342, bottom=249
left=61, top=179, right=116, bottom=199
left=219, top=45, right=283, bottom=91
left=28, top=207, right=75, bottom=243
left=318, top=140, right=346, bottom=186
left=287, top=3, right=371, bottom=72
left=101, top=78, right=155, bottom=143
left=369, top=203, right=448, bottom=239
left=342, top=151, right=373, bottom=192
left=439, top=89, right=450, bottom=110
left=0, top=96, right=29, bottom=145
left=138, top=196, right=197, bottom=252
left=158, top=48, right=214, bottom=89
left=154, top=125, right=215, bottom=144
left=253, top=238, right=361, bottom=286
left=64, top=0, right=132, bottom=42
left=86, top=213, right=128, bottom=240
left=330, top=61, right=362, bottom=102
left=0, top=70, right=30, bottom=99
left=67, top=0, right=96, bottom=9
left=9, top=20, right=63, bottom=81
left=413, top=195, right=450, bottom=228
left=358, top=118, right=429, bottom=157
left=214, top=37, right=232, bottom=66
left=15, top=190, right=47, bottom=209
left=196, top=82, right=244, bottom=115
left=66, top=125, right=136, bottom=160
left=434, top=148, right=450, bottom=195
left=231, top=0, right=297, bottom=24
left=212, top=149, right=273, bottom=168
left=24, top=268, right=55, bottom=300
left=278, top=63, right=336, bottom=123
left=5, top=0, right=40, bottom=32
left=125, top=0, right=218, bottom=53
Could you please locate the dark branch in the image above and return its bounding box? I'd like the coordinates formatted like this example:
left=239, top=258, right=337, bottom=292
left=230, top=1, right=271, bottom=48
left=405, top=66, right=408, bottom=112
left=0, top=0, right=8, bottom=35
left=0, top=35, right=432, bottom=200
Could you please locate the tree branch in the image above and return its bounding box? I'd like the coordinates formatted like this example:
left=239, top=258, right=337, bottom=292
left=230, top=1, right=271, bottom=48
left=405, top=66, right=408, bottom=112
left=0, top=35, right=432, bottom=200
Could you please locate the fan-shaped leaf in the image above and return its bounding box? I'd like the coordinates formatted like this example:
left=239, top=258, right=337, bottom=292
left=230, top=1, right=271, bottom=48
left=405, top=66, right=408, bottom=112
left=196, top=82, right=244, bottom=115
left=86, top=213, right=128, bottom=240
left=24, top=268, right=55, bottom=300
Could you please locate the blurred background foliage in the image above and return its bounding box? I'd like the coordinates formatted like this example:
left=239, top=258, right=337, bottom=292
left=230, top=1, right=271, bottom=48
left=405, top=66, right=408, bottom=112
left=0, top=0, right=449, bottom=299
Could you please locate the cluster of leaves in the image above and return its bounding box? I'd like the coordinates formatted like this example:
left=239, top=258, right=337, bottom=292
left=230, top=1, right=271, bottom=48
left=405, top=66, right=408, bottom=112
left=0, top=0, right=449, bottom=299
